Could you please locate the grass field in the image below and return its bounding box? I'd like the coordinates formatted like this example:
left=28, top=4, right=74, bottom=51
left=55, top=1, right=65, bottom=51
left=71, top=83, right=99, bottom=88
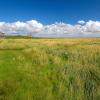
left=0, top=38, right=100, bottom=100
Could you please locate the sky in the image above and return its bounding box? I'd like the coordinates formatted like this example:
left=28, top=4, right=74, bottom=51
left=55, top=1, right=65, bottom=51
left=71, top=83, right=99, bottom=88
left=0, top=0, right=100, bottom=37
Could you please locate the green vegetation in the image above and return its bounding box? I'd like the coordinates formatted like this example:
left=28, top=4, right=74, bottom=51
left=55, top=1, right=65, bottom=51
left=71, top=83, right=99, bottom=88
left=0, top=38, right=100, bottom=100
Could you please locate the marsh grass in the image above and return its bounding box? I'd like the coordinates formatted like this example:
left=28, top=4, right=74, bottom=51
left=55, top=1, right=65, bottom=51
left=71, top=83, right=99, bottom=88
left=0, top=38, right=99, bottom=100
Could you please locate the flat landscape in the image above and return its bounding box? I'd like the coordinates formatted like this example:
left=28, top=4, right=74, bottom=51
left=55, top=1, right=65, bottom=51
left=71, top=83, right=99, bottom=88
left=0, top=38, right=100, bottom=100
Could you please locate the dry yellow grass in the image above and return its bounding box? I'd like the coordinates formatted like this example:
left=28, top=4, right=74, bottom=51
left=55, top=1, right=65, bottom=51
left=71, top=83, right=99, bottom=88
left=0, top=38, right=99, bottom=100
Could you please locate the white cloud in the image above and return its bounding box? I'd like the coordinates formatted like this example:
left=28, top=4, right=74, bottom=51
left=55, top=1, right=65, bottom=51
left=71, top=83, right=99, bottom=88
left=0, top=20, right=100, bottom=37
left=78, top=20, right=85, bottom=24
left=0, top=20, right=43, bottom=35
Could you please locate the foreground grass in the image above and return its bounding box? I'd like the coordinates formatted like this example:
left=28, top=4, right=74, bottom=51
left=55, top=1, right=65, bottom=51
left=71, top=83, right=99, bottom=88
left=0, top=38, right=100, bottom=100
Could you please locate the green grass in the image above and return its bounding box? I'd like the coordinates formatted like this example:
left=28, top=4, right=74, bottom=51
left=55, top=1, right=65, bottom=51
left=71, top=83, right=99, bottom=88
left=0, top=38, right=100, bottom=100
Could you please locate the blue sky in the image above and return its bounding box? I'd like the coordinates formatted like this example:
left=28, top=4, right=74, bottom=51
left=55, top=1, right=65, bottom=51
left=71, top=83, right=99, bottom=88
left=0, top=0, right=100, bottom=37
left=0, top=0, right=100, bottom=24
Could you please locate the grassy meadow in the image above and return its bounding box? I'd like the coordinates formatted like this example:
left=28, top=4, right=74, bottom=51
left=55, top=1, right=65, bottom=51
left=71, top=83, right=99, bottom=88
left=0, top=38, right=100, bottom=100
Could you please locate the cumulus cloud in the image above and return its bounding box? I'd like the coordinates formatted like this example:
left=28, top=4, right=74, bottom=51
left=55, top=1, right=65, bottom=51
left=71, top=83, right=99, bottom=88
left=78, top=20, right=85, bottom=24
left=0, top=20, right=43, bottom=35
left=0, top=20, right=100, bottom=37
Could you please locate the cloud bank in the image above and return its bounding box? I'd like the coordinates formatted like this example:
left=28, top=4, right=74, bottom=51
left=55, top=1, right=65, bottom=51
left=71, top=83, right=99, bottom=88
left=0, top=20, right=100, bottom=37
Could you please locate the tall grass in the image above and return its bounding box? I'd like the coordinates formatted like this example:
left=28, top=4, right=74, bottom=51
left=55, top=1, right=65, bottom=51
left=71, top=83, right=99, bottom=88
left=0, top=38, right=99, bottom=100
